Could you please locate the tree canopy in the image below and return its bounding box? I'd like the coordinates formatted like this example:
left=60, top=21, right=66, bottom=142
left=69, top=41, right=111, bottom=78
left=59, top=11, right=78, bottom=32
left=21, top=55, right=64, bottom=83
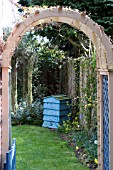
left=18, top=0, right=113, bottom=38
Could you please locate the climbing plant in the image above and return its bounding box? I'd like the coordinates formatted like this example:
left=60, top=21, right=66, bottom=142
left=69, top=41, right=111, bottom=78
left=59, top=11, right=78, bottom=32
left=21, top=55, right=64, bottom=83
left=79, top=53, right=97, bottom=132
left=62, top=52, right=97, bottom=133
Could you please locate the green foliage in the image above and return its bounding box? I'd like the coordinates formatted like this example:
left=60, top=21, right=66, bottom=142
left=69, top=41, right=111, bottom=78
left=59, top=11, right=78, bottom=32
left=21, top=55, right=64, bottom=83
left=16, top=39, right=62, bottom=108
left=73, top=129, right=97, bottom=165
left=35, top=23, right=81, bottom=57
left=15, top=31, right=67, bottom=101
left=58, top=109, right=80, bottom=133
left=32, top=44, right=66, bottom=99
left=33, top=83, right=48, bottom=99
left=11, top=99, right=43, bottom=126
left=79, top=53, right=97, bottom=131
left=61, top=53, right=97, bottom=133
left=59, top=53, right=97, bottom=167
left=14, top=31, right=40, bottom=100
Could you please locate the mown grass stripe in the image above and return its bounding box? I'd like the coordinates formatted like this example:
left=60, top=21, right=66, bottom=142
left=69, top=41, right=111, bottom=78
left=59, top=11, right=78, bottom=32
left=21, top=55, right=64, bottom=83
left=12, top=125, right=89, bottom=170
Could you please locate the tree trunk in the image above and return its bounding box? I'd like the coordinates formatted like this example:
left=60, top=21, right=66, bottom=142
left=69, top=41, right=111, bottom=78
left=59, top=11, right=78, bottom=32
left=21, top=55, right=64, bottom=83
left=67, top=58, right=76, bottom=99
left=79, top=59, right=84, bottom=126
left=11, top=57, right=18, bottom=113
left=59, top=66, right=62, bottom=94
left=28, top=56, right=34, bottom=105
left=23, top=63, right=28, bottom=99
left=80, top=59, right=88, bottom=128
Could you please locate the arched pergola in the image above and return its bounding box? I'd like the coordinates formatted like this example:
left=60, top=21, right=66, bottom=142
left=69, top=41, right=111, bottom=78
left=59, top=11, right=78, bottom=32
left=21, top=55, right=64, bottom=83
left=1, top=7, right=113, bottom=170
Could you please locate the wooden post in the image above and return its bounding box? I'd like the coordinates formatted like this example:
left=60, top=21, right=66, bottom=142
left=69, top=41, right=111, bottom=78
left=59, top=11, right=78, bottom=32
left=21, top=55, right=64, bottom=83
left=0, top=0, right=3, bottom=41
left=9, top=67, right=12, bottom=150
left=0, top=4, right=3, bottom=166
left=0, top=68, right=2, bottom=169
left=108, top=71, right=113, bottom=170
left=2, top=67, right=9, bottom=168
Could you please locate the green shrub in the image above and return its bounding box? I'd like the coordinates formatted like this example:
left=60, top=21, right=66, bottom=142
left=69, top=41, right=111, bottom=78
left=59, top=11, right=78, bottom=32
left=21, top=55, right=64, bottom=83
left=11, top=99, right=43, bottom=126
left=73, top=129, right=97, bottom=163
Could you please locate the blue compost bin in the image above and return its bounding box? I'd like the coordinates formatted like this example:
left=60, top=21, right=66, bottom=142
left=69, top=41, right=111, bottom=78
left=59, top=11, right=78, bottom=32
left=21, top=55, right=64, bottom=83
left=42, top=95, right=71, bottom=129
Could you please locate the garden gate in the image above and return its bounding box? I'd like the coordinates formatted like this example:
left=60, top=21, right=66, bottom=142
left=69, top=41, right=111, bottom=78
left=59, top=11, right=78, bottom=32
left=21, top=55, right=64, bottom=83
left=0, top=6, right=113, bottom=170
left=4, top=139, right=16, bottom=170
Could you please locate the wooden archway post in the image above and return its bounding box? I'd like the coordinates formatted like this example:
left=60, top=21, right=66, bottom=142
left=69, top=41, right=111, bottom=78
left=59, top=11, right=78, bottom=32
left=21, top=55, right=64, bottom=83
left=1, top=7, right=113, bottom=170
left=2, top=67, right=10, bottom=168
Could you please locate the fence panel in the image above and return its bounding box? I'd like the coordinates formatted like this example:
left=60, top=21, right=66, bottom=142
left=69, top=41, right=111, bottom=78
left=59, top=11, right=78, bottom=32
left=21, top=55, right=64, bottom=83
left=102, top=75, right=109, bottom=170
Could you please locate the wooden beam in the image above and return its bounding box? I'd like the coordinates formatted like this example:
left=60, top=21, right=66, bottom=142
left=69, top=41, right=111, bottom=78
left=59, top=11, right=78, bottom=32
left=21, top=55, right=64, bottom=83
left=2, top=67, right=9, bottom=168
left=0, top=68, right=2, bottom=169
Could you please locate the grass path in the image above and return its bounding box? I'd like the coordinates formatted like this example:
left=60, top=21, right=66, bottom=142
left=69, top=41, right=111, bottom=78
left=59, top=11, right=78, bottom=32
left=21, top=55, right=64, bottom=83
left=12, top=125, right=89, bottom=170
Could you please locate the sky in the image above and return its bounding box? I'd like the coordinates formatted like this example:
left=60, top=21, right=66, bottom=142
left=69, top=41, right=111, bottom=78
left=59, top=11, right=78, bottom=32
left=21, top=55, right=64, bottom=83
left=1, top=0, right=19, bottom=27
left=0, top=1, right=48, bottom=42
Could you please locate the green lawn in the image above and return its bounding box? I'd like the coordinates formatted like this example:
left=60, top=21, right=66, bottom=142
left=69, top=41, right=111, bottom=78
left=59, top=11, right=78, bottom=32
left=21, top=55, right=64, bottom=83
left=12, top=125, right=89, bottom=170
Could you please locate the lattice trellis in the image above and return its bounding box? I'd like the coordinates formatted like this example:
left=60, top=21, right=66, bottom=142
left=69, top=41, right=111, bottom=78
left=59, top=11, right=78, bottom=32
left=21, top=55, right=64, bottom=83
left=102, top=75, right=109, bottom=170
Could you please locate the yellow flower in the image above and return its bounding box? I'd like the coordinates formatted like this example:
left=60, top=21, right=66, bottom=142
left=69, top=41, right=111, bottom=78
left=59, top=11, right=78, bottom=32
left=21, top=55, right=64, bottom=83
left=76, top=146, right=79, bottom=150
left=94, top=158, right=98, bottom=164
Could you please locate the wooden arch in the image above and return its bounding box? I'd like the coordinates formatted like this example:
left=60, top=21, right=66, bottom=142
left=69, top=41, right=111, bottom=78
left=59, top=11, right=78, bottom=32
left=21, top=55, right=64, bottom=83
left=1, top=7, right=113, bottom=170
left=2, top=7, right=113, bottom=69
